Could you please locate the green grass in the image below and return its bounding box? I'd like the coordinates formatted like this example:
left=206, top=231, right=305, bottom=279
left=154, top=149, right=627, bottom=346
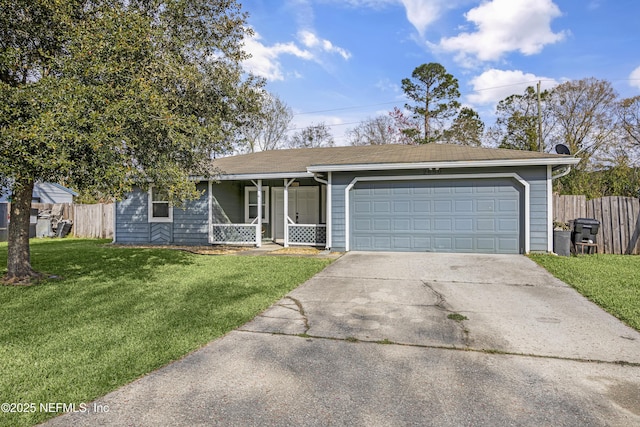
left=0, top=239, right=332, bottom=427
left=529, top=253, right=640, bottom=331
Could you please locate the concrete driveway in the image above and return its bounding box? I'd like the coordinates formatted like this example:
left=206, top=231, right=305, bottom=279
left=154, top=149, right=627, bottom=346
left=45, top=252, right=640, bottom=426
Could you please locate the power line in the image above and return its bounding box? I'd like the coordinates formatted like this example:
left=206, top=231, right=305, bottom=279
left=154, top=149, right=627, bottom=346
left=291, top=78, right=640, bottom=117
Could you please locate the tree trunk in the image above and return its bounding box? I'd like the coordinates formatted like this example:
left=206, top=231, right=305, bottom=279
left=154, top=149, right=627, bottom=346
left=4, top=178, right=40, bottom=284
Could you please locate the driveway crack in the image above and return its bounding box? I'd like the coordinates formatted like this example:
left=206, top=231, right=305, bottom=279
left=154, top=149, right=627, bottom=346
left=285, top=296, right=310, bottom=334
left=422, top=280, right=471, bottom=347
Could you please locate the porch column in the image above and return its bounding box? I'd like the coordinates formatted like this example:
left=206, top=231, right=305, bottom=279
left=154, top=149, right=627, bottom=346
left=326, top=172, right=332, bottom=250
left=255, top=179, right=262, bottom=248
left=207, top=180, right=213, bottom=244
left=283, top=178, right=294, bottom=247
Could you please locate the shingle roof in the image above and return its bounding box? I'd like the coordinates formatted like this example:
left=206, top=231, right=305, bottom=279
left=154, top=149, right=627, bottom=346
left=211, top=144, right=576, bottom=176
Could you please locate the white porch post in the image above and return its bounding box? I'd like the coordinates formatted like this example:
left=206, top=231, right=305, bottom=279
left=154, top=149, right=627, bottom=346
left=253, top=179, right=262, bottom=248
left=326, top=172, right=332, bottom=250
left=284, top=178, right=294, bottom=247
left=207, top=180, right=213, bottom=244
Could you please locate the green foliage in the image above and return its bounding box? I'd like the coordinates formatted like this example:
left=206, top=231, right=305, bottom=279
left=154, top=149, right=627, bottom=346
left=1, top=0, right=264, bottom=278
left=554, top=165, right=640, bottom=199
left=442, top=107, right=484, bottom=146
left=0, top=239, right=331, bottom=426
left=492, top=86, right=550, bottom=151
left=0, top=0, right=263, bottom=201
left=529, top=253, right=640, bottom=331
left=401, top=63, right=460, bottom=144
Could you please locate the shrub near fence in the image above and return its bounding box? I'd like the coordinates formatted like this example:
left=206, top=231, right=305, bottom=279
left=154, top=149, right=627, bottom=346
left=553, top=195, right=640, bottom=255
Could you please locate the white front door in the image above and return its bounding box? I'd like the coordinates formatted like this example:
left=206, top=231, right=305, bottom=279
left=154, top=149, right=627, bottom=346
left=273, top=187, right=319, bottom=240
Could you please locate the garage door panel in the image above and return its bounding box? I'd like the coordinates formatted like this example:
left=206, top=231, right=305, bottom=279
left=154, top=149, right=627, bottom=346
left=455, top=200, right=473, bottom=213
left=434, top=200, right=452, bottom=213
left=499, top=200, right=518, bottom=213
left=477, top=200, right=495, bottom=212
left=434, top=237, right=453, bottom=250
left=498, top=238, right=519, bottom=252
left=351, top=179, right=521, bottom=254
left=476, top=238, right=496, bottom=251
left=434, top=218, right=452, bottom=231
left=373, top=201, right=391, bottom=213
left=477, top=218, right=496, bottom=232
left=455, top=218, right=474, bottom=231
left=393, top=201, right=411, bottom=213
left=413, top=200, right=430, bottom=212
left=393, top=218, right=411, bottom=231
left=354, top=218, right=372, bottom=232
left=434, top=187, right=452, bottom=194
left=355, top=201, right=372, bottom=213
left=373, top=218, right=391, bottom=231
left=498, top=218, right=519, bottom=232
left=414, top=218, right=430, bottom=230
left=454, top=237, right=473, bottom=250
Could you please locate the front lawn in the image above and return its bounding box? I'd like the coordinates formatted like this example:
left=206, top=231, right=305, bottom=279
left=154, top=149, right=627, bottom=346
left=529, top=253, right=640, bottom=331
left=0, top=239, right=332, bottom=427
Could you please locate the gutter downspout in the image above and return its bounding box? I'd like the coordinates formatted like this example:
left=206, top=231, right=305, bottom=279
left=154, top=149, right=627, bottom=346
left=549, top=165, right=573, bottom=253
left=552, top=165, right=572, bottom=181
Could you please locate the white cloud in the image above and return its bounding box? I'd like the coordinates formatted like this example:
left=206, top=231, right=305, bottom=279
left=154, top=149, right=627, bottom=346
left=399, top=0, right=449, bottom=35
left=439, top=0, right=567, bottom=65
left=242, top=31, right=313, bottom=81
left=630, top=65, right=640, bottom=90
left=298, top=30, right=352, bottom=60
left=467, top=69, right=558, bottom=105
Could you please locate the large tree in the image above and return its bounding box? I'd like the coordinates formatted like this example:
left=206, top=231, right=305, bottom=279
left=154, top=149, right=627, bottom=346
left=547, top=78, right=618, bottom=165
left=239, top=92, right=292, bottom=152
left=442, top=107, right=485, bottom=146
left=347, top=115, right=397, bottom=146
left=618, top=95, right=640, bottom=145
left=0, top=0, right=263, bottom=283
left=490, top=86, right=554, bottom=151
left=401, top=63, right=460, bottom=143
left=288, top=123, right=335, bottom=149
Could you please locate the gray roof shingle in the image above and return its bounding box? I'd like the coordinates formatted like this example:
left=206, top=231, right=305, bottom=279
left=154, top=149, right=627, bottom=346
left=211, top=144, right=576, bottom=176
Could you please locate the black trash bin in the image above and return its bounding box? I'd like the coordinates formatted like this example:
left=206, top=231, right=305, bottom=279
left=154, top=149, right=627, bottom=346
left=572, top=218, right=599, bottom=254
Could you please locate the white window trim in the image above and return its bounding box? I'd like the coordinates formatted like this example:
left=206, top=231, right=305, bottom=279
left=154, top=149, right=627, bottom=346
left=148, top=187, right=173, bottom=223
left=244, top=186, right=269, bottom=223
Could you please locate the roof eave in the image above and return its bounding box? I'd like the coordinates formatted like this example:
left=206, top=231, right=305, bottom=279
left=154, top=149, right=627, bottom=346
left=306, top=157, right=580, bottom=173
left=207, top=172, right=315, bottom=181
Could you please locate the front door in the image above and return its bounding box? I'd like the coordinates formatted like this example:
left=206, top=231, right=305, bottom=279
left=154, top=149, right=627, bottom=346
left=273, top=187, right=320, bottom=241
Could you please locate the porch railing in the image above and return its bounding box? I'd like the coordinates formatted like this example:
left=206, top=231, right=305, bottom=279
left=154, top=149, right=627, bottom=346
left=287, top=224, right=326, bottom=246
left=211, top=223, right=259, bottom=245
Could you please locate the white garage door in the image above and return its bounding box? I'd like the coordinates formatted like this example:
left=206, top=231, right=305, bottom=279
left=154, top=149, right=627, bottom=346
left=350, top=179, right=522, bottom=253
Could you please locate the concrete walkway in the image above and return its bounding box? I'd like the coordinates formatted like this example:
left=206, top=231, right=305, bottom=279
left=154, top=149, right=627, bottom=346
left=45, top=252, right=640, bottom=426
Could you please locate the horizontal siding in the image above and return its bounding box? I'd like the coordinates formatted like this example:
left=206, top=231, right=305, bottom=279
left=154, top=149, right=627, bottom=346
left=115, top=190, right=149, bottom=244
left=116, top=182, right=210, bottom=245
left=211, top=182, right=243, bottom=224
left=172, top=182, right=208, bottom=245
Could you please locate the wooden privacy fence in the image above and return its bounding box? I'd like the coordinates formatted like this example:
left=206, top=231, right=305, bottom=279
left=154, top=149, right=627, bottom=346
left=553, top=195, right=640, bottom=255
left=32, top=203, right=114, bottom=239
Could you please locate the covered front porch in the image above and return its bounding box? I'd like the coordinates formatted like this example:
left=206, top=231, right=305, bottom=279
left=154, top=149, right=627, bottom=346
left=207, top=175, right=330, bottom=249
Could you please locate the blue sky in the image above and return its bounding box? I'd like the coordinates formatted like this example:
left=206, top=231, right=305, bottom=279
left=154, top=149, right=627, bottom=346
left=240, top=0, right=640, bottom=145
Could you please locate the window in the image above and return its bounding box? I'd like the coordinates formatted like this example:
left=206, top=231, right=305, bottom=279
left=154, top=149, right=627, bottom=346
left=245, top=186, right=269, bottom=223
left=148, top=187, right=173, bottom=222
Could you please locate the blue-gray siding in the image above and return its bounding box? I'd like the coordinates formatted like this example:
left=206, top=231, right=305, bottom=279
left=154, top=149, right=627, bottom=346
left=115, top=182, right=209, bottom=245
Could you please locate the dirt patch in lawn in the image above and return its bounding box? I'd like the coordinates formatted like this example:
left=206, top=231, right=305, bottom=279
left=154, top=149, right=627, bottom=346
left=110, top=244, right=252, bottom=255
left=271, top=247, right=323, bottom=255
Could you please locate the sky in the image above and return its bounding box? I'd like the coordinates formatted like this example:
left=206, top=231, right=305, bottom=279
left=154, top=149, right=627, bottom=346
left=240, top=0, right=640, bottom=146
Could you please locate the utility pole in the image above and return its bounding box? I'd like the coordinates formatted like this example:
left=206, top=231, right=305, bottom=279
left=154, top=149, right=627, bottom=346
left=537, top=81, right=543, bottom=152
